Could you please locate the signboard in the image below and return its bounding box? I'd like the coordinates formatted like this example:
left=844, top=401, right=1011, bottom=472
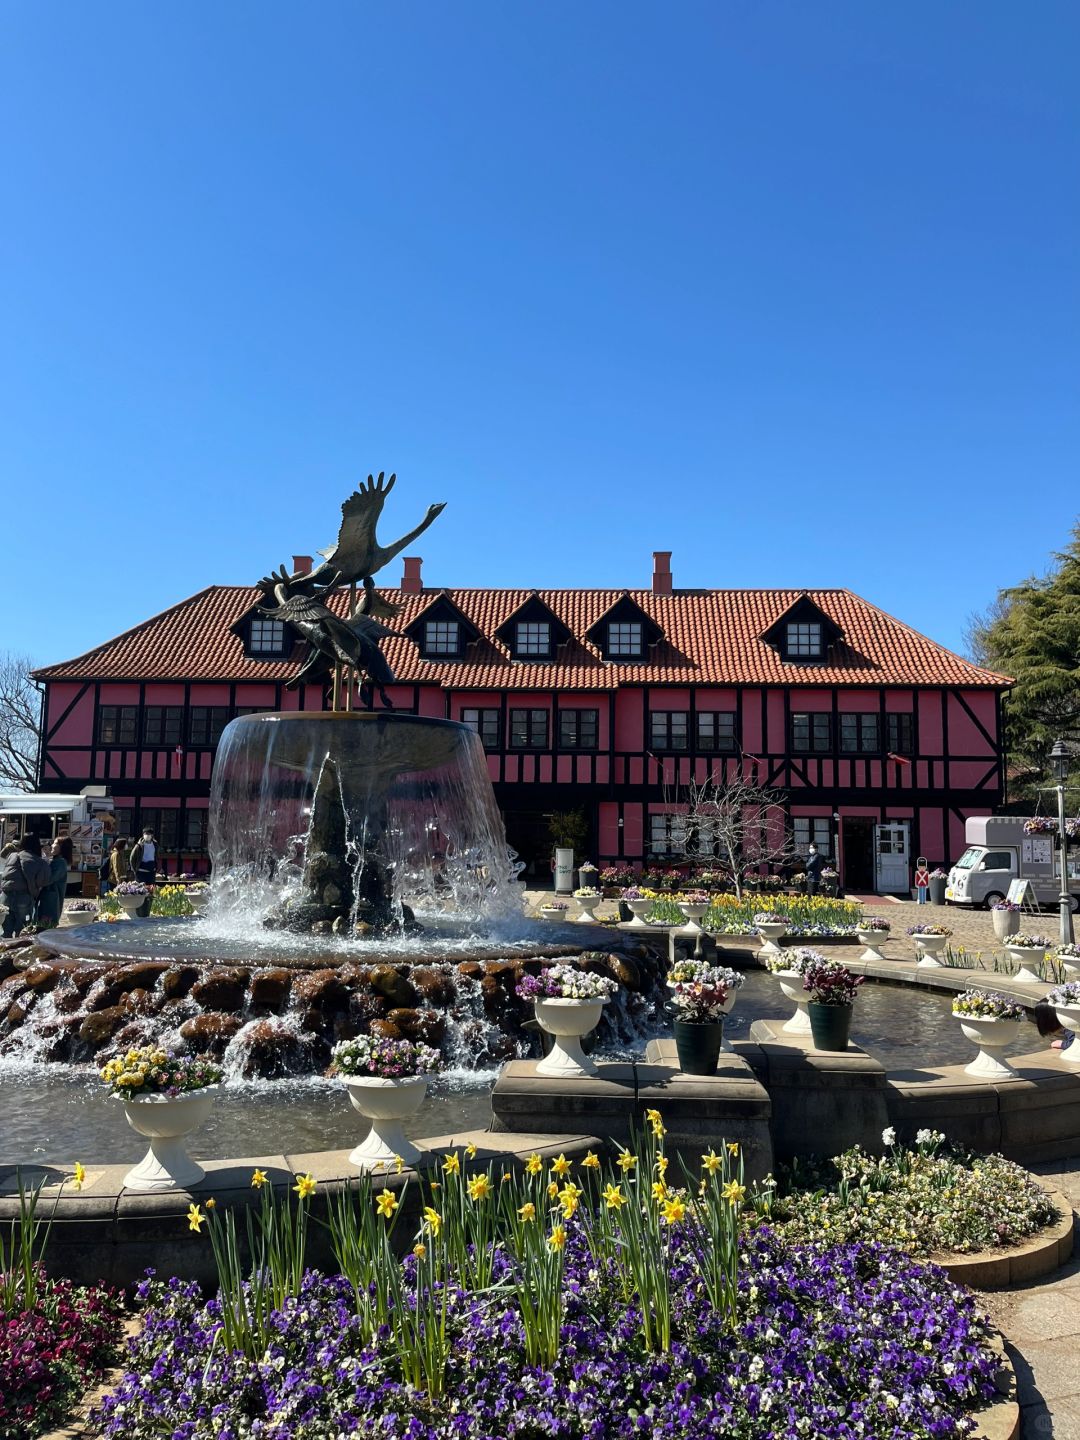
left=1006, top=879, right=1037, bottom=907
left=69, top=820, right=104, bottom=871
left=1022, top=836, right=1053, bottom=867
left=553, top=847, right=575, bottom=894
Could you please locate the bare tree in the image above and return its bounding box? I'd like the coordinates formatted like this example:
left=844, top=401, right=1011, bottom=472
left=681, top=769, right=796, bottom=900
left=0, top=652, right=42, bottom=792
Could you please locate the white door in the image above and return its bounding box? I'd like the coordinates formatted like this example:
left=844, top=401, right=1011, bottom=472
left=875, top=822, right=910, bottom=893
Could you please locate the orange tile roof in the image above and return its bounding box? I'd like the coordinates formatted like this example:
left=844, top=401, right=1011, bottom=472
left=33, top=585, right=1013, bottom=689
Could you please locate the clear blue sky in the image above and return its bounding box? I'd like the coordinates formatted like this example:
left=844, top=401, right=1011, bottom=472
left=2, top=2, right=1076, bottom=669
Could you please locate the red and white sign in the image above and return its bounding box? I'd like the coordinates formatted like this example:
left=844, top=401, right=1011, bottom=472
left=914, top=866, right=930, bottom=889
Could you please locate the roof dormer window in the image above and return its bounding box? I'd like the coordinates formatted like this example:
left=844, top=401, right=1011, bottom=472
left=516, top=621, right=550, bottom=657
left=249, top=618, right=287, bottom=655
left=608, top=621, right=643, bottom=658
left=424, top=620, right=460, bottom=656
left=786, top=622, right=823, bottom=659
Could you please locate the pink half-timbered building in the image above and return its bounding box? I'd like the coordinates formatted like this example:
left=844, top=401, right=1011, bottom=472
left=32, top=552, right=1011, bottom=893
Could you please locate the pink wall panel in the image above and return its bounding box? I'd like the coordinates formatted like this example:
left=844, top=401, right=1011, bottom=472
left=918, top=691, right=943, bottom=755
left=837, top=689, right=879, bottom=713
left=869, top=761, right=882, bottom=788
left=741, top=691, right=762, bottom=753
left=614, top=693, right=643, bottom=752
left=55, top=752, right=90, bottom=779
left=538, top=756, right=552, bottom=785
left=553, top=756, right=570, bottom=785
left=598, top=802, right=619, bottom=857
left=504, top=755, right=519, bottom=783
left=650, top=688, right=690, bottom=710
left=595, top=757, right=609, bottom=785
left=47, top=684, right=96, bottom=745
left=486, top=757, right=499, bottom=784
left=100, top=683, right=141, bottom=704
left=964, top=690, right=998, bottom=732
left=885, top=689, right=914, bottom=713
left=417, top=687, right=444, bottom=718
left=765, top=692, right=785, bottom=754
left=622, top=804, right=643, bottom=857
left=576, top=756, right=590, bottom=785
left=793, top=688, right=831, bottom=711
left=917, top=809, right=944, bottom=863
left=449, top=692, right=501, bottom=718
left=820, top=761, right=834, bottom=787
left=629, top=758, right=644, bottom=786
left=945, top=696, right=987, bottom=756
left=949, top=811, right=970, bottom=861
left=949, top=761, right=992, bottom=789
left=231, top=684, right=276, bottom=705
left=188, top=684, right=232, bottom=705
left=695, top=688, right=738, bottom=709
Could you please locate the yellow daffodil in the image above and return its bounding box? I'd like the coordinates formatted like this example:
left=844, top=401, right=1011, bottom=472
left=655, top=1154, right=669, bottom=1178
left=548, top=1224, right=567, bottom=1251
left=551, top=1153, right=572, bottom=1177
left=72, top=1161, right=86, bottom=1191
left=465, top=1141, right=478, bottom=1159
left=702, top=1149, right=723, bottom=1175
left=651, top=1180, right=668, bottom=1202
left=661, top=1196, right=686, bottom=1225
left=394, top=1155, right=405, bottom=1174
left=517, top=1201, right=537, bottom=1222
left=413, top=1242, right=427, bottom=1259
left=547, top=1181, right=559, bottom=1199
left=525, top=1153, right=543, bottom=1175
left=422, top=1205, right=442, bottom=1235
left=251, top=1168, right=268, bottom=1189
left=443, top=1152, right=461, bottom=1175
left=721, top=1179, right=746, bottom=1205
left=645, top=1108, right=666, bottom=1138
left=467, top=1173, right=492, bottom=1202
left=616, top=1150, right=637, bottom=1173
left=293, top=1173, right=317, bottom=1200
left=726, top=1141, right=740, bottom=1156
left=557, top=1183, right=582, bottom=1218
left=501, top=1172, right=511, bottom=1182
left=187, top=1203, right=205, bottom=1233
left=581, top=1151, right=601, bottom=1170
left=376, top=1188, right=399, bottom=1219
left=603, top=1183, right=627, bottom=1210
left=205, top=1197, right=216, bottom=1210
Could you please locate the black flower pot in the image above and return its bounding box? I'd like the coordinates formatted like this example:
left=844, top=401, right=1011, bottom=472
left=673, top=1018, right=724, bottom=1075
left=807, top=1002, right=853, bottom=1052
left=928, top=876, right=948, bottom=905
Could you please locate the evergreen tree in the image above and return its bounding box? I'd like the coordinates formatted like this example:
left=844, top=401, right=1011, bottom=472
left=976, top=522, right=1080, bottom=797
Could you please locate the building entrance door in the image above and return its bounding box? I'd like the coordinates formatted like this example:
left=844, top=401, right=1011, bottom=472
left=875, top=822, right=910, bottom=894
left=842, top=818, right=875, bottom=892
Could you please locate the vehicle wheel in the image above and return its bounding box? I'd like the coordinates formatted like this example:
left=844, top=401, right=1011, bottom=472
left=1071, top=894, right=1080, bottom=915
left=983, top=892, right=1006, bottom=909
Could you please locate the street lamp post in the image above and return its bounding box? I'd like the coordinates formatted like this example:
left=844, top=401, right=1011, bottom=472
left=1050, top=738, right=1075, bottom=947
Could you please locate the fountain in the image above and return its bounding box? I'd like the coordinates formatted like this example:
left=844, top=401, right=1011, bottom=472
left=0, top=476, right=666, bottom=1081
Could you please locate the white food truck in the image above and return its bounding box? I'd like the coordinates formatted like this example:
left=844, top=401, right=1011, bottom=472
left=945, top=815, right=1080, bottom=912
left=0, top=787, right=115, bottom=893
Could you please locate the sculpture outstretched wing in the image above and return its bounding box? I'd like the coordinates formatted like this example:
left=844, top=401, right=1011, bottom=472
left=317, top=472, right=396, bottom=567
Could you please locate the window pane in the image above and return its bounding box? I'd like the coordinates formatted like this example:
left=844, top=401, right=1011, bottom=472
left=559, top=709, right=598, bottom=749
left=250, top=619, right=286, bottom=654
left=787, top=622, right=823, bottom=657
left=516, top=621, right=550, bottom=656
left=184, top=810, right=209, bottom=851
left=462, top=708, right=500, bottom=750
left=608, top=622, right=642, bottom=657
left=424, top=621, right=459, bottom=655
left=190, top=706, right=231, bottom=746
left=887, top=713, right=913, bottom=754
left=509, top=709, right=548, bottom=748
left=99, top=705, right=139, bottom=745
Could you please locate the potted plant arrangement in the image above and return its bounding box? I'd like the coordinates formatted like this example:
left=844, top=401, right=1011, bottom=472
left=572, top=886, right=603, bottom=923
left=906, top=922, right=952, bottom=968
left=599, top=865, right=636, bottom=897
left=516, top=964, right=617, bottom=1078
left=620, top=886, right=653, bottom=928
left=1004, top=932, right=1054, bottom=985
left=577, top=861, right=599, bottom=889
left=61, top=897, right=99, bottom=927
left=1046, top=980, right=1080, bottom=1065
left=754, top=911, right=791, bottom=956
left=820, top=865, right=840, bottom=897
left=114, top=879, right=152, bottom=918
left=951, top=989, right=1025, bottom=1078
left=764, top=947, right=823, bottom=1036
left=802, top=958, right=863, bottom=1052
left=668, top=973, right=732, bottom=1075
left=1057, top=943, right=1080, bottom=978
left=856, top=914, right=891, bottom=961
left=101, top=1046, right=221, bottom=1192
left=538, top=898, right=570, bottom=922
left=1023, top=816, right=1058, bottom=835
left=928, top=867, right=949, bottom=905
left=991, top=899, right=1021, bottom=942
left=676, top=889, right=711, bottom=934
left=184, top=880, right=210, bottom=914
left=330, top=1034, right=441, bottom=1170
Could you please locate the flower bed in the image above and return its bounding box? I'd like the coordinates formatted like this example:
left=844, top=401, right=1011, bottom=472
left=757, top=1131, right=1058, bottom=1258
left=95, top=1130, right=1001, bottom=1439
left=644, top=893, right=863, bottom=937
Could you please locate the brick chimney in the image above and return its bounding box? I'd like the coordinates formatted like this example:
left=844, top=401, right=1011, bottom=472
left=292, top=554, right=313, bottom=575
left=401, top=556, right=423, bottom=593
left=652, top=551, right=672, bottom=595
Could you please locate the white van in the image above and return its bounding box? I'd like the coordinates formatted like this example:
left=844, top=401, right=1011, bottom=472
left=946, top=815, right=1080, bottom=911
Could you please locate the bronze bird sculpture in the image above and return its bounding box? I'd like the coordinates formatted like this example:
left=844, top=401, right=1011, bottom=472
left=301, top=472, right=446, bottom=590
left=257, top=575, right=399, bottom=708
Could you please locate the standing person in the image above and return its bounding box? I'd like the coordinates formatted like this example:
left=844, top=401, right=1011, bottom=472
left=108, top=837, right=130, bottom=890
left=37, top=837, right=73, bottom=928
left=805, top=843, right=825, bottom=897
left=130, top=828, right=157, bottom=917
left=1, top=835, right=52, bottom=937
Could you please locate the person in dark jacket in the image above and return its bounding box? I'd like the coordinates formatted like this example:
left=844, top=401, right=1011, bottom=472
left=1, top=835, right=53, bottom=937
left=804, top=844, right=826, bottom=897
left=37, top=836, right=73, bottom=928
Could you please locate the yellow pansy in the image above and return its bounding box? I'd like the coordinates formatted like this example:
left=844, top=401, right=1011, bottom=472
left=603, top=1183, right=627, bottom=1210
left=376, top=1188, right=399, bottom=1219
left=251, top=1169, right=268, bottom=1189
left=293, top=1173, right=317, bottom=1200
left=187, top=1203, right=205, bottom=1233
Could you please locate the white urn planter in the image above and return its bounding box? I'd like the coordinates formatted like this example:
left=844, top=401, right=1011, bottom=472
left=120, top=1086, right=219, bottom=1192
left=117, top=894, right=146, bottom=919
left=534, top=996, right=607, bottom=1078
left=625, top=899, right=653, bottom=929
left=991, top=909, right=1020, bottom=942
left=774, top=971, right=812, bottom=1036
left=1052, top=1003, right=1080, bottom=1065
left=1005, top=945, right=1046, bottom=985
left=1062, top=960, right=1080, bottom=980
left=756, top=921, right=788, bottom=957
left=956, top=1016, right=1023, bottom=1079
left=857, top=928, right=889, bottom=963
left=574, top=899, right=600, bottom=924
left=342, top=1074, right=428, bottom=1170
left=539, top=906, right=568, bottom=923
left=914, top=934, right=948, bottom=968
left=677, top=903, right=708, bottom=935
left=185, top=890, right=209, bottom=914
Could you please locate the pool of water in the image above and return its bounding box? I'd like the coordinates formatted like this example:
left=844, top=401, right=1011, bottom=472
left=0, top=973, right=1041, bottom=1167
